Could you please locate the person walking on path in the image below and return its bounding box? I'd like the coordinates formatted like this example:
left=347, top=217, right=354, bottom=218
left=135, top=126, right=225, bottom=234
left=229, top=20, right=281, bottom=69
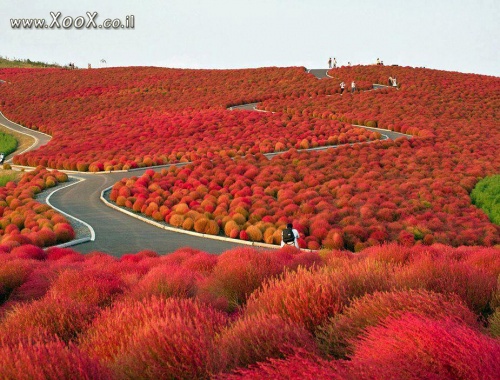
left=333, top=58, right=337, bottom=68
left=351, top=81, right=356, bottom=93
left=392, top=77, right=397, bottom=88
left=388, top=76, right=393, bottom=86
left=281, top=223, right=300, bottom=248
left=328, top=57, right=332, bottom=69
left=340, top=81, right=345, bottom=95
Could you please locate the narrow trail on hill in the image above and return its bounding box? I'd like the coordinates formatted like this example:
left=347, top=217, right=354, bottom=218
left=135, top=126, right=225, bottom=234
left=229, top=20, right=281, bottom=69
left=0, top=69, right=409, bottom=256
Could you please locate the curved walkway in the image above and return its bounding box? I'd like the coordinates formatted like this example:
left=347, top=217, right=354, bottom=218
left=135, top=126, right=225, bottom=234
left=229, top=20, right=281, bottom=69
left=0, top=69, right=410, bottom=256
left=0, top=112, right=51, bottom=162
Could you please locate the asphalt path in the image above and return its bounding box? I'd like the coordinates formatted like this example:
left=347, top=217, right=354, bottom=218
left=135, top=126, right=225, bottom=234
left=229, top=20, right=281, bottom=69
left=308, top=69, right=330, bottom=79
left=47, top=172, right=241, bottom=255
left=0, top=69, right=409, bottom=256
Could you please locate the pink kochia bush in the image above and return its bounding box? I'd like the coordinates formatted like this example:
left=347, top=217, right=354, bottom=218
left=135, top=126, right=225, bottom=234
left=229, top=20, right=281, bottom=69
left=0, top=243, right=499, bottom=379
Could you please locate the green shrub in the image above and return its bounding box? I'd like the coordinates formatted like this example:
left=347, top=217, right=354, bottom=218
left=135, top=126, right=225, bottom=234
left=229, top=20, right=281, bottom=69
left=471, top=175, right=500, bottom=225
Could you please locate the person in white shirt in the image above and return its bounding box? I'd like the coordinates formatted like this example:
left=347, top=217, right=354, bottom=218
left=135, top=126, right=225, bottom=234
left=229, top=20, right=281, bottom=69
left=281, top=223, right=300, bottom=248
left=340, top=81, right=345, bottom=95
left=351, top=81, right=356, bottom=93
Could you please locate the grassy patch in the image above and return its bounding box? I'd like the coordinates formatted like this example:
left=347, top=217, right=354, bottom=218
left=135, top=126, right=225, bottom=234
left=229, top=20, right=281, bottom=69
left=0, top=57, right=60, bottom=68
left=0, top=171, right=20, bottom=186
left=0, top=132, right=17, bottom=156
left=0, top=126, right=33, bottom=157
left=471, top=175, right=500, bottom=225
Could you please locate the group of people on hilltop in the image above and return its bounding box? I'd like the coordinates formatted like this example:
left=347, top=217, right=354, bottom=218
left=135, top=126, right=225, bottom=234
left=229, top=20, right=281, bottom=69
left=330, top=57, right=389, bottom=69
left=328, top=57, right=353, bottom=69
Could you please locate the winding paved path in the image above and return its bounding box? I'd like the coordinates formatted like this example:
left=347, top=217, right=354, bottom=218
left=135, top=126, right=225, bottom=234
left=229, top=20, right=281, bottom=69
left=0, top=69, right=409, bottom=256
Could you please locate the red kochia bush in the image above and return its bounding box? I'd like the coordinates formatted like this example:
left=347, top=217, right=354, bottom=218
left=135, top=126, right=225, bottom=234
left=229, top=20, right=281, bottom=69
left=393, top=255, right=497, bottom=314
left=83, top=298, right=228, bottom=380
left=218, top=350, right=346, bottom=380
left=47, top=268, right=126, bottom=308
left=217, top=313, right=318, bottom=372
left=0, top=341, right=113, bottom=380
left=0, top=296, right=97, bottom=344
left=45, top=246, right=85, bottom=262
left=9, top=244, right=47, bottom=261
left=346, top=314, right=500, bottom=380
left=0, top=259, right=32, bottom=303
left=128, top=264, right=200, bottom=300
left=200, top=247, right=293, bottom=312
left=244, top=267, right=344, bottom=332
left=80, top=297, right=227, bottom=366
left=5, top=267, right=54, bottom=305
left=316, top=289, right=479, bottom=359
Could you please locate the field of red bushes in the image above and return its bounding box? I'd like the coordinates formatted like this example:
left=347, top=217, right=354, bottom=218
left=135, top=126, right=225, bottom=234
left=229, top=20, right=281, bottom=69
left=101, top=65, right=500, bottom=249
left=111, top=136, right=499, bottom=250
left=0, top=66, right=375, bottom=171
left=0, top=243, right=499, bottom=379
left=0, top=63, right=499, bottom=378
left=0, top=167, right=75, bottom=249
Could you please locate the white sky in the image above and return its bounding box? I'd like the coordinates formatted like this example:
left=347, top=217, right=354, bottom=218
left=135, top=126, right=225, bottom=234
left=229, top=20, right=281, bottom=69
left=1, top=0, right=498, bottom=76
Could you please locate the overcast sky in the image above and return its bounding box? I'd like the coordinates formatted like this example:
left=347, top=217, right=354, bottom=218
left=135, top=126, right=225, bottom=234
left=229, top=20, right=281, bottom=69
left=1, top=0, right=498, bottom=76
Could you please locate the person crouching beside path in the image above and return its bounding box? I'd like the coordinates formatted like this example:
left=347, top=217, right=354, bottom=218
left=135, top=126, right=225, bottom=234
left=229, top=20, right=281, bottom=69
left=281, top=223, right=300, bottom=248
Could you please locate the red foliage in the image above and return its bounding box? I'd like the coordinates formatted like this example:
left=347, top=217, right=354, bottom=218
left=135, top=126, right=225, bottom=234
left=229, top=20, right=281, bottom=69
left=1, top=67, right=372, bottom=171
left=47, top=268, right=126, bottom=307
left=0, top=341, right=113, bottom=380
left=316, top=289, right=479, bottom=359
left=217, top=314, right=318, bottom=372
left=243, top=267, right=344, bottom=332
left=0, top=296, right=97, bottom=344
left=0, top=244, right=498, bottom=376
left=80, top=297, right=227, bottom=379
left=37, top=65, right=491, bottom=249
left=0, top=167, right=74, bottom=250
left=346, top=314, right=500, bottom=380
left=218, top=349, right=346, bottom=380
left=199, top=247, right=294, bottom=312
left=128, top=264, right=200, bottom=300
left=10, top=244, right=47, bottom=261
left=393, top=254, right=497, bottom=314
